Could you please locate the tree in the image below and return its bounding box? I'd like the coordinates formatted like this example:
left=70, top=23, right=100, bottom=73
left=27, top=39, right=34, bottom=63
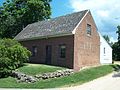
left=103, top=35, right=110, bottom=44
left=103, top=34, right=113, bottom=46
left=0, top=0, right=52, bottom=38
left=116, top=26, right=120, bottom=45
left=112, top=25, right=120, bottom=61
left=112, top=42, right=119, bottom=61
left=115, top=25, right=120, bottom=60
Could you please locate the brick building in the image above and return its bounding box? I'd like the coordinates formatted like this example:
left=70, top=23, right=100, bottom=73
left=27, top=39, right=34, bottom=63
left=15, top=10, right=100, bottom=71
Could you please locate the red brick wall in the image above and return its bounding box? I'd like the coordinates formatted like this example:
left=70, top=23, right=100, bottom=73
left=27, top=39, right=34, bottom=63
left=74, top=11, right=100, bottom=71
left=20, top=11, right=100, bottom=70
left=21, top=35, right=74, bottom=68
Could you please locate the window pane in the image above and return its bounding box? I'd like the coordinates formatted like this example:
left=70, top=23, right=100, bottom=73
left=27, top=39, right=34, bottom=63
left=87, top=24, right=91, bottom=35
left=32, top=46, right=37, bottom=56
left=59, top=45, right=66, bottom=58
left=104, top=47, right=105, bottom=54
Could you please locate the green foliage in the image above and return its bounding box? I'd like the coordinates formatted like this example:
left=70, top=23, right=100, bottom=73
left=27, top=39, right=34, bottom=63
left=0, top=57, right=12, bottom=78
left=112, top=25, right=120, bottom=61
left=103, top=35, right=110, bottom=44
left=7, top=45, right=31, bottom=67
left=0, top=39, right=31, bottom=77
left=116, top=26, right=120, bottom=45
left=0, top=45, right=7, bottom=57
left=103, top=35, right=113, bottom=46
left=0, top=39, right=20, bottom=47
left=112, top=42, right=119, bottom=61
left=0, top=0, right=52, bottom=38
left=0, top=64, right=115, bottom=88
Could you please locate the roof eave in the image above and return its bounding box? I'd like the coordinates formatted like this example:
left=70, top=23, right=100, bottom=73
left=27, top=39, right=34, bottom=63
left=16, top=32, right=73, bottom=41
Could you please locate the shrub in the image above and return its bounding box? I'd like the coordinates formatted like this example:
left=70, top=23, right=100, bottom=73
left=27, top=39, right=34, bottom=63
left=0, top=39, right=20, bottom=47
left=0, top=39, right=31, bottom=78
left=0, top=45, right=7, bottom=57
left=8, top=45, right=31, bottom=68
left=0, top=57, right=12, bottom=78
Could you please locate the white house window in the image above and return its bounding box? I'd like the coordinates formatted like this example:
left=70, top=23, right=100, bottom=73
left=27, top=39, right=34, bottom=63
left=104, top=47, right=105, bottom=54
left=86, top=24, right=91, bottom=35
left=59, top=45, right=66, bottom=58
left=32, top=46, right=37, bottom=56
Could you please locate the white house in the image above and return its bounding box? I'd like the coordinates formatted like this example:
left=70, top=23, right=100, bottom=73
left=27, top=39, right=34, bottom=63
left=99, top=33, right=112, bottom=64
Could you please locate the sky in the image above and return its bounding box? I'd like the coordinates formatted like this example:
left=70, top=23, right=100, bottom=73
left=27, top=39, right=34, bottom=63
left=0, top=0, right=120, bottom=42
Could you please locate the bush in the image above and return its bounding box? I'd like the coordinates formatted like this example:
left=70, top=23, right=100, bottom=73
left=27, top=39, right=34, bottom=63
left=0, top=39, right=31, bottom=78
left=0, top=45, right=7, bottom=57
left=0, top=39, right=20, bottom=47
left=8, top=45, right=31, bottom=68
left=0, top=57, right=12, bottom=78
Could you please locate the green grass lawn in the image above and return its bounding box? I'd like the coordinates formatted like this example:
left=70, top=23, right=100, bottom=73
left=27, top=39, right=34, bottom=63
left=0, top=64, right=117, bottom=89
left=17, top=63, right=65, bottom=75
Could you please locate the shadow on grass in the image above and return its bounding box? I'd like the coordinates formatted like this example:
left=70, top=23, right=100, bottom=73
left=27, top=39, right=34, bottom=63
left=111, top=64, right=120, bottom=78
left=110, top=64, right=120, bottom=72
left=27, top=62, right=67, bottom=69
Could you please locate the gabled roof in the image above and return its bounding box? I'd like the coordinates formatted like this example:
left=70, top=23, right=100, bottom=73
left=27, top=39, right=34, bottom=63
left=15, top=10, right=89, bottom=41
left=98, top=32, right=112, bottom=49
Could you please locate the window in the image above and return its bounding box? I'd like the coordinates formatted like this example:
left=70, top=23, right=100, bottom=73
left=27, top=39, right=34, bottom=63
left=59, top=45, right=66, bottom=58
left=32, top=46, right=37, bottom=56
left=104, top=47, right=105, bottom=54
left=86, top=24, right=91, bottom=35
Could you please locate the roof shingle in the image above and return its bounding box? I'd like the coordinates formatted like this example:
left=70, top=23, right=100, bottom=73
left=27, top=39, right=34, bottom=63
left=15, top=10, right=88, bottom=41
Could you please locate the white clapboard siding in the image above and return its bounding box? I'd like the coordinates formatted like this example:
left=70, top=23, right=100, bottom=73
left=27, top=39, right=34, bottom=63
left=99, top=33, right=112, bottom=64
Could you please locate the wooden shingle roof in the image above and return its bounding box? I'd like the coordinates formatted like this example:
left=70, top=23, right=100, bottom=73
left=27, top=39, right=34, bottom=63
left=15, top=10, right=88, bottom=41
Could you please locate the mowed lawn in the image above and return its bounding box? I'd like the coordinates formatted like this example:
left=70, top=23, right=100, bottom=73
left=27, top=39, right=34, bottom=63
left=0, top=64, right=117, bottom=89
left=17, top=63, right=65, bottom=75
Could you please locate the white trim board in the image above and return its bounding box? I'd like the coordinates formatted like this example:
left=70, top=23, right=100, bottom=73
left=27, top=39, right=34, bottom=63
left=72, top=10, right=89, bottom=34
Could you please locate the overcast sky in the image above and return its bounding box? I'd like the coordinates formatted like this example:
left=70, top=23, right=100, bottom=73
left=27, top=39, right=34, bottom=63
left=0, top=0, right=120, bottom=42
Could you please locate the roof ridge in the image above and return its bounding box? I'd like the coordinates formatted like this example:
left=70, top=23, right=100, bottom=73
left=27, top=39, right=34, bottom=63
left=29, top=9, right=89, bottom=26
left=15, top=10, right=89, bottom=41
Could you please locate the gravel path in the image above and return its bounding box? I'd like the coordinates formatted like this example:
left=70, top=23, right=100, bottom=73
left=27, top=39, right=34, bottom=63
left=60, top=72, right=120, bottom=90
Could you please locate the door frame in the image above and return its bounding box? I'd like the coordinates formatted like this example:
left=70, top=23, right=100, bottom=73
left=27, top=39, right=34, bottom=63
left=45, top=45, right=52, bottom=64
